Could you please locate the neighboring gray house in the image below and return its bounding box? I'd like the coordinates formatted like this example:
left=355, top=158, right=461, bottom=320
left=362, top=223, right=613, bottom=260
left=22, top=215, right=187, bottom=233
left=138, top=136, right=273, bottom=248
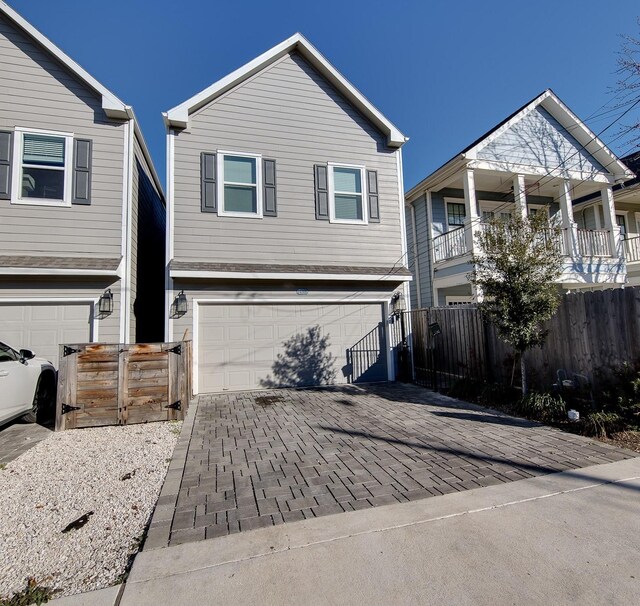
left=406, top=89, right=635, bottom=308
left=0, top=1, right=165, bottom=366
left=163, top=33, right=410, bottom=394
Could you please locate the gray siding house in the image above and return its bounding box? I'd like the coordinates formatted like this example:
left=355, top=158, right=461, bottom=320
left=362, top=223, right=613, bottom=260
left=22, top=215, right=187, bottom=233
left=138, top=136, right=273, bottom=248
left=164, top=33, right=410, bottom=394
left=406, top=90, right=634, bottom=308
left=0, top=1, right=165, bottom=366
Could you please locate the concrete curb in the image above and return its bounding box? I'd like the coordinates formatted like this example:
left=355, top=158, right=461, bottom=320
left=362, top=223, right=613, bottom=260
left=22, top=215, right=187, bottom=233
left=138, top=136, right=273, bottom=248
left=141, top=399, right=199, bottom=551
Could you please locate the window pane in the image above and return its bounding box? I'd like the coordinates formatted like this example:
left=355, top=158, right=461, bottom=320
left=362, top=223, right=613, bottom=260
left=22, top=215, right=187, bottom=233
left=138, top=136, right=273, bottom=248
left=22, top=166, right=64, bottom=199
left=224, top=156, right=256, bottom=184
left=23, top=134, right=65, bottom=166
left=224, top=185, right=257, bottom=213
left=447, top=203, right=466, bottom=225
left=333, top=167, right=361, bottom=193
left=334, top=194, right=363, bottom=220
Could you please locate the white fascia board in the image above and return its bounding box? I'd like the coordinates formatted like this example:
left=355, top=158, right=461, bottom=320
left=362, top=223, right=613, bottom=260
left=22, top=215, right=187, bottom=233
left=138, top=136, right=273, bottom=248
left=170, top=270, right=412, bottom=282
left=164, top=33, right=407, bottom=148
left=467, top=159, right=613, bottom=184
left=0, top=1, right=128, bottom=118
left=0, top=267, right=119, bottom=276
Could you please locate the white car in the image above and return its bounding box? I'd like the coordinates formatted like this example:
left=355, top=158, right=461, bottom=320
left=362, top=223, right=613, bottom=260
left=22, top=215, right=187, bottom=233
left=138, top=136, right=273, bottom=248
left=0, top=341, right=56, bottom=426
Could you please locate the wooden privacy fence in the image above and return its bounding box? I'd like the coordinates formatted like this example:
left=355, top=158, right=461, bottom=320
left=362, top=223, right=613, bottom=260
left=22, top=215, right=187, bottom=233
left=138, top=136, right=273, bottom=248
left=404, top=286, right=640, bottom=393
left=56, top=341, right=192, bottom=430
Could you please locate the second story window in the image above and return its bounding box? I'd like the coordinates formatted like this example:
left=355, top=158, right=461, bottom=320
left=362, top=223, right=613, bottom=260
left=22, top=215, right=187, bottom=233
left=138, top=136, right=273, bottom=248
left=328, top=164, right=367, bottom=224
left=447, top=202, right=466, bottom=227
left=217, top=152, right=263, bottom=218
left=13, top=129, right=72, bottom=206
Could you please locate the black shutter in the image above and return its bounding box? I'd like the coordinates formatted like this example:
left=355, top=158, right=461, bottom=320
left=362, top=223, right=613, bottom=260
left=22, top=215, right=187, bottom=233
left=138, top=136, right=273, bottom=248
left=314, top=164, right=329, bottom=220
left=0, top=131, right=13, bottom=200
left=367, top=169, right=380, bottom=223
left=201, top=152, right=216, bottom=213
left=263, top=158, right=277, bottom=216
left=72, top=138, right=92, bottom=205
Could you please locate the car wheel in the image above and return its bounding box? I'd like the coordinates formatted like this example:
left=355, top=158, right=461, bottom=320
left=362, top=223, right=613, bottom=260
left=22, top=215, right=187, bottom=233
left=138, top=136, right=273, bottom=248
left=23, top=373, right=56, bottom=424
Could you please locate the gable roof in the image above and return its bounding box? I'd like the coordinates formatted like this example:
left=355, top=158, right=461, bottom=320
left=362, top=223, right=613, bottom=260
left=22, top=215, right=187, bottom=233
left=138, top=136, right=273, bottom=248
left=406, top=89, right=635, bottom=200
left=0, top=0, right=127, bottom=118
left=163, top=33, right=407, bottom=148
left=0, top=1, right=164, bottom=199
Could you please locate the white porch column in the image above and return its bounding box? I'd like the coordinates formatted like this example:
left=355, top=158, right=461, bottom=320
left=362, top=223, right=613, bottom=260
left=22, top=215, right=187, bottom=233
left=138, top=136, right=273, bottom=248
left=463, top=168, right=482, bottom=301
left=463, top=168, right=480, bottom=255
left=601, top=185, right=620, bottom=256
left=558, top=179, right=579, bottom=257
left=513, top=174, right=527, bottom=220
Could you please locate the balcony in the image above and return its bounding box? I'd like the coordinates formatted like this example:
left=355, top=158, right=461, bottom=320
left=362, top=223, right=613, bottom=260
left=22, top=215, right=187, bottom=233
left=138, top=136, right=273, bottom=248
left=625, top=236, right=640, bottom=263
left=432, top=226, right=616, bottom=264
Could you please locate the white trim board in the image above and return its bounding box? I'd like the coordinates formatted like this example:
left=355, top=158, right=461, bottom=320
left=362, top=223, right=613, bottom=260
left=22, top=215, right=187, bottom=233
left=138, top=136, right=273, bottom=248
left=170, top=270, right=412, bottom=281
left=0, top=297, right=100, bottom=342
left=191, top=296, right=393, bottom=395
left=0, top=267, right=119, bottom=276
left=163, top=33, right=407, bottom=148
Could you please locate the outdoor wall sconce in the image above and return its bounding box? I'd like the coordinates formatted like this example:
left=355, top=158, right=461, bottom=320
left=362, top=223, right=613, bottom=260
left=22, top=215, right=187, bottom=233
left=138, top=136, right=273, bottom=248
left=98, top=289, right=113, bottom=315
left=173, top=290, right=188, bottom=317
left=391, top=291, right=404, bottom=313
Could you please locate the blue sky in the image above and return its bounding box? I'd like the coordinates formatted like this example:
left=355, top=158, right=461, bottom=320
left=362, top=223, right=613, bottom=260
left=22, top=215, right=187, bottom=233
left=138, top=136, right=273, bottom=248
left=9, top=0, right=640, bottom=190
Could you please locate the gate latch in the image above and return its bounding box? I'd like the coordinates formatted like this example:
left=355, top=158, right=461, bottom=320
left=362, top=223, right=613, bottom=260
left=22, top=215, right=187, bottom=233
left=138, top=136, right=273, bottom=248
left=61, top=403, right=81, bottom=414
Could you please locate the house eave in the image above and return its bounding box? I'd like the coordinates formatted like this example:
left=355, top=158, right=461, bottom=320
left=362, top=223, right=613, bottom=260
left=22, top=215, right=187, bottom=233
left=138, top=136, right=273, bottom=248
left=170, top=269, right=412, bottom=282
left=0, top=0, right=128, bottom=119
left=163, top=33, right=407, bottom=148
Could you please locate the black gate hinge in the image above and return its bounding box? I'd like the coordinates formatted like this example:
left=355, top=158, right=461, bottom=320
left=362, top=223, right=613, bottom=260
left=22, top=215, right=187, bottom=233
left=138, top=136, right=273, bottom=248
left=166, top=344, right=182, bottom=355
left=63, top=346, right=81, bottom=357
left=166, top=400, right=182, bottom=411
left=61, top=403, right=81, bottom=414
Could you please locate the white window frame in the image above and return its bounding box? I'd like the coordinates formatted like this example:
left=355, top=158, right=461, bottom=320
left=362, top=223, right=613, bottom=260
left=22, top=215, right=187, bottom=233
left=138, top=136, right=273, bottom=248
left=216, top=150, right=263, bottom=218
left=327, top=162, right=368, bottom=225
left=445, top=199, right=466, bottom=228
left=11, top=126, right=73, bottom=208
left=445, top=295, right=473, bottom=306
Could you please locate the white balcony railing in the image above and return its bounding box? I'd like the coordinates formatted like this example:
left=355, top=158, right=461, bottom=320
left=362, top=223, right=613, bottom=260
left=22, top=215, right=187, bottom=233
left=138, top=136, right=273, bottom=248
left=433, top=227, right=468, bottom=262
left=625, top=236, right=640, bottom=263
left=576, top=229, right=611, bottom=257
left=432, top=225, right=619, bottom=264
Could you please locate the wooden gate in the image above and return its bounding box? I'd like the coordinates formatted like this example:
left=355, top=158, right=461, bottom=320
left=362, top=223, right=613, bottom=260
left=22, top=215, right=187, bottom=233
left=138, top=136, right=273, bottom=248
left=55, top=341, right=192, bottom=430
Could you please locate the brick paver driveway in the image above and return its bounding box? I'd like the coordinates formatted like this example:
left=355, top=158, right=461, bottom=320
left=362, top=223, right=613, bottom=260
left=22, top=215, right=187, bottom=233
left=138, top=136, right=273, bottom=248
left=152, top=384, right=632, bottom=547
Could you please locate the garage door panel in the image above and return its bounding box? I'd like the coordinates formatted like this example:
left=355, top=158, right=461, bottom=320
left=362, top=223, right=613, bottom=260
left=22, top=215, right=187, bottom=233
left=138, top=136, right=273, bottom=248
left=198, top=302, right=387, bottom=392
left=0, top=302, right=92, bottom=368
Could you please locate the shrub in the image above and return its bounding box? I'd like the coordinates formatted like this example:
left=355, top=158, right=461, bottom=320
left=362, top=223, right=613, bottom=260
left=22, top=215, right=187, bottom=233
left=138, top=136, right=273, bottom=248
left=582, top=411, right=626, bottom=438
left=513, top=392, right=566, bottom=423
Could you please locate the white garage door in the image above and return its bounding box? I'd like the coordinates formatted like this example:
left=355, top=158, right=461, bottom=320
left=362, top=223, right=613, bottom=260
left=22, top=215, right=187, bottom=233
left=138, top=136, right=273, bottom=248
left=0, top=302, right=93, bottom=368
left=198, top=303, right=388, bottom=393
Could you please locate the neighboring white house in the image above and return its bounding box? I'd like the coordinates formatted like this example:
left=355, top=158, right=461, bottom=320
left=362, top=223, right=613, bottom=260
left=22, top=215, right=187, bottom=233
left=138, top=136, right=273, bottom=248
left=573, top=150, right=640, bottom=286
left=0, top=1, right=165, bottom=367
left=163, top=33, right=410, bottom=394
left=405, top=89, right=635, bottom=308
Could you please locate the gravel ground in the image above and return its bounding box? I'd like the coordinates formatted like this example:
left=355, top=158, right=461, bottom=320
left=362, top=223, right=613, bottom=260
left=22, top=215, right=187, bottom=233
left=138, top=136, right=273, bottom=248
left=0, top=421, right=181, bottom=600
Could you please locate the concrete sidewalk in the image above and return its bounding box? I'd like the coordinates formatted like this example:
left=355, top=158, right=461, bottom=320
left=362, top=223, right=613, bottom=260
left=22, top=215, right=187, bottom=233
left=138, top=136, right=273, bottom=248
left=116, top=456, right=640, bottom=606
